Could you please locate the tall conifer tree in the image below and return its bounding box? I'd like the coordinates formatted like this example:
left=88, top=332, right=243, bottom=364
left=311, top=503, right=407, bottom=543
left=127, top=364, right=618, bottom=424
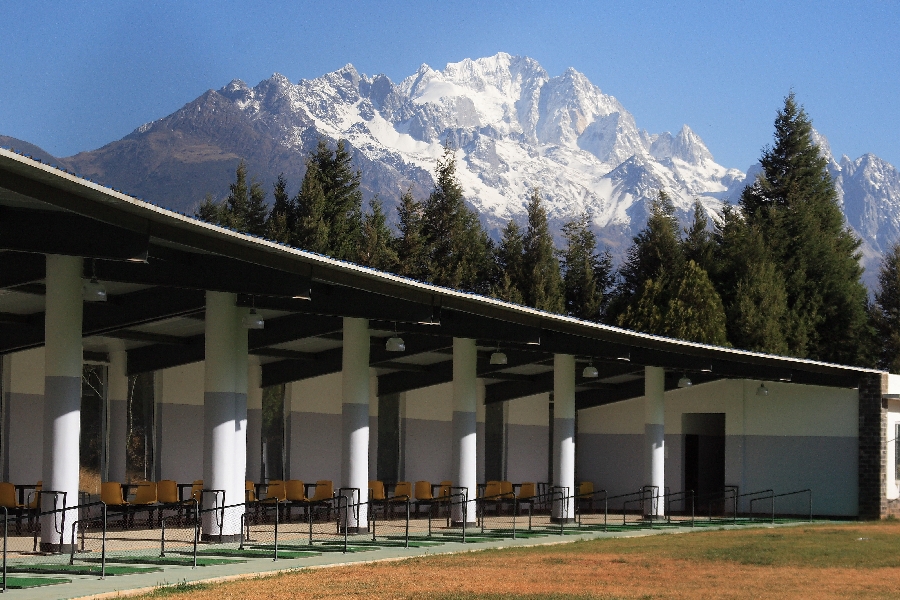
left=873, top=242, right=900, bottom=372
left=266, top=174, right=293, bottom=244
left=395, top=189, right=427, bottom=280
left=740, top=93, right=869, bottom=364
left=521, top=188, right=564, bottom=313
left=560, top=211, right=610, bottom=321
left=307, top=139, right=363, bottom=261
left=493, top=220, right=526, bottom=305
left=294, top=161, right=329, bottom=254
left=358, top=197, right=398, bottom=271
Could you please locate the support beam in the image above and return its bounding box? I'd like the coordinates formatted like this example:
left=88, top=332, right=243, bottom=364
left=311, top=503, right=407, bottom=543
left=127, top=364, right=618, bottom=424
left=552, top=354, right=575, bottom=522
left=0, top=251, right=45, bottom=289
left=645, top=366, right=665, bottom=518
left=341, top=317, right=370, bottom=530
left=41, top=254, right=82, bottom=551
left=451, top=338, right=477, bottom=524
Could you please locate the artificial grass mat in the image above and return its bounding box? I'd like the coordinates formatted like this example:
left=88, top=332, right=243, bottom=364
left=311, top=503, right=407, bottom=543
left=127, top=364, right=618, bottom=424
left=184, top=548, right=321, bottom=559
left=250, top=544, right=374, bottom=553
left=8, top=563, right=161, bottom=576
left=4, top=576, right=72, bottom=588
left=82, top=555, right=245, bottom=566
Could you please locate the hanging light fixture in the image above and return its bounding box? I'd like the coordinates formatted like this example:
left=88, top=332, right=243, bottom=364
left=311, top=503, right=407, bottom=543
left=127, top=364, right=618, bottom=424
left=386, top=323, right=405, bottom=352
left=243, top=296, right=264, bottom=329
left=677, top=374, right=692, bottom=388
left=82, top=260, right=107, bottom=302
left=490, top=343, right=507, bottom=365
left=582, top=356, right=599, bottom=378
left=756, top=383, right=768, bottom=396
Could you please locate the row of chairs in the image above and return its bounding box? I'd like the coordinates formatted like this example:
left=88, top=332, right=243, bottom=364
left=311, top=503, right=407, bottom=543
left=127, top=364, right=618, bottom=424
left=0, top=481, right=42, bottom=532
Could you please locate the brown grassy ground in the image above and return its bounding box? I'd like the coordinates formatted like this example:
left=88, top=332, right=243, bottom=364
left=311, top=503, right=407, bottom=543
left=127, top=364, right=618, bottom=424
left=140, top=521, right=900, bottom=599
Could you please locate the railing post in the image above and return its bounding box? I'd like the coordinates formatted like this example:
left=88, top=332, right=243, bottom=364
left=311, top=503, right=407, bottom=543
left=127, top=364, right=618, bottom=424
left=405, top=498, right=410, bottom=549
left=192, top=500, right=199, bottom=569
left=512, top=498, right=517, bottom=540
left=2, top=506, right=7, bottom=593
left=160, top=516, right=166, bottom=557
left=239, top=513, right=245, bottom=550
left=343, top=498, right=349, bottom=554
left=101, top=504, right=107, bottom=579
left=274, top=501, right=279, bottom=561
left=308, top=500, right=313, bottom=546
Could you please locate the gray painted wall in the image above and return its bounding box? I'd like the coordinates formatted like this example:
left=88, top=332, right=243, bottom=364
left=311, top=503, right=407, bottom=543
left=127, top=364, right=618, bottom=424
left=157, top=403, right=204, bottom=484
left=577, top=433, right=644, bottom=506
left=507, top=423, right=548, bottom=484
left=288, top=411, right=342, bottom=485
left=404, top=417, right=453, bottom=484
left=5, top=392, right=43, bottom=484
left=246, top=407, right=262, bottom=483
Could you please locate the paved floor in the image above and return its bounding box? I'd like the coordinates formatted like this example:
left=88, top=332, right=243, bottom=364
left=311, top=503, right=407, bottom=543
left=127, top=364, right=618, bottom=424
left=6, top=519, right=798, bottom=600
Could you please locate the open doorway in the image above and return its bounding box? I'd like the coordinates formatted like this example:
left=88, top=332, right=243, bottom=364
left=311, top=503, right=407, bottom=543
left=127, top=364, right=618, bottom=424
left=683, top=413, right=725, bottom=501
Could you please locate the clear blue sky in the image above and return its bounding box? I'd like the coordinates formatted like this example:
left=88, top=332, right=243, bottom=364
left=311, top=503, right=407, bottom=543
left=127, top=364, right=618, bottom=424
left=2, top=0, right=898, bottom=170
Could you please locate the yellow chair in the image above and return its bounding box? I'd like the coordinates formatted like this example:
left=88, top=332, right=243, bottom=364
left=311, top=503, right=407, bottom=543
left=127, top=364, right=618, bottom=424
left=480, top=481, right=507, bottom=516
left=245, top=480, right=257, bottom=503
left=101, top=482, right=130, bottom=527
left=189, top=480, right=203, bottom=502
left=309, top=480, right=333, bottom=503
left=131, top=481, right=158, bottom=527
left=414, top=481, right=438, bottom=517
left=500, top=481, right=515, bottom=499
left=284, top=480, right=308, bottom=521
left=577, top=481, right=594, bottom=512
left=0, top=482, right=27, bottom=533
left=386, top=481, right=411, bottom=518
left=434, top=480, right=453, bottom=517
left=263, top=480, right=287, bottom=502
left=368, top=481, right=388, bottom=518
left=157, top=480, right=179, bottom=504
left=517, top=482, right=536, bottom=500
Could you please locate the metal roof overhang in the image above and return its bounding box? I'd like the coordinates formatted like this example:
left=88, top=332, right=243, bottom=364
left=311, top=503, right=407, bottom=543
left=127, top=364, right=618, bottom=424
left=0, top=148, right=881, bottom=410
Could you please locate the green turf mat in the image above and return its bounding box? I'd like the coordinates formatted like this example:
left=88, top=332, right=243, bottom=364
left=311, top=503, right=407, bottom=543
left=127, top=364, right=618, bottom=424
left=327, top=539, right=445, bottom=548
left=250, top=543, right=375, bottom=553
left=184, top=548, right=320, bottom=559
left=81, top=555, right=245, bottom=566
left=8, top=564, right=161, bottom=576
left=4, top=576, right=72, bottom=589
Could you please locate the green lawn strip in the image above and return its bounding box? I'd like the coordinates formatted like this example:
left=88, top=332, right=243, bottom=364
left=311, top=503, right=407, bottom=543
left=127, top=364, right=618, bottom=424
left=8, top=564, right=161, bottom=576
left=321, top=539, right=444, bottom=548
left=4, top=576, right=72, bottom=589
left=249, top=543, right=374, bottom=553
left=513, top=521, right=900, bottom=569
left=80, top=555, right=245, bottom=566
left=184, top=548, right=319, bottom=559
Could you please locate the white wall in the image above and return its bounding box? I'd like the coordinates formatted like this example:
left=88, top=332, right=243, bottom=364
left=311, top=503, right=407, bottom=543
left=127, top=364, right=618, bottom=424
left=156, top=361, right=204, bottom=483
left=2, top=348, right=45, bottom=484
left=506, top=393, right=549, bottom=484
left=285, top=372, right=342, bottom=485
left=578, top=379, right=859, bottom=516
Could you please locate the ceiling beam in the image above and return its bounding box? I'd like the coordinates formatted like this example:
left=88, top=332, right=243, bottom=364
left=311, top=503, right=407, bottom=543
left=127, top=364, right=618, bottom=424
left=0, top=206, right=148, bottom=261
left=0, top=251, right=45, bottom=289
left=101, top=330, right=195, bottom=345
left=94, top=244, right=311, bottom=299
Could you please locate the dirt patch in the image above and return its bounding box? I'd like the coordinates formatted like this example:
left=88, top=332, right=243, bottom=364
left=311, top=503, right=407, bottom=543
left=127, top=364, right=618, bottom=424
left=134, top=522, right=900, bottom=599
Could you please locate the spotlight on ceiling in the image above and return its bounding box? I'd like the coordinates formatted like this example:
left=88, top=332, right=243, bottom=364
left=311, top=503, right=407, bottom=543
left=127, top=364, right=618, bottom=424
left=82, top=277, right=107, bottom=302
left=582, top=364, right=599, bottom=378
left=756, top=383, right=769, bottom=397
left=677, top=375, right=693, bottom=388
left=243, top=308, right=265, bottom=330
left=386, top=335, right=406, bottom=352
left=490, top=351, right=508, bottom=365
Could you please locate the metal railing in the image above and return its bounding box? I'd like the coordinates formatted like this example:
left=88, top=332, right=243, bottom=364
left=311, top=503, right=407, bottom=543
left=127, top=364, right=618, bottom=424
left=749, top=489, right=812, bottom=523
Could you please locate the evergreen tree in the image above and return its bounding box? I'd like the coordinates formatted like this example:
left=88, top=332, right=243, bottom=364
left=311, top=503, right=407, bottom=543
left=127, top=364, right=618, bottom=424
left=560, top=211, right=610, bottom=321
left=394, top=188, right=427, bottom=280
left=739, top=93, right=869, bottom=364
left=294, top=161, right=329, bottom=254
left=608, top=189, right=683, bottom=322
left=358, top=197, right=398, bottom=271
left=682, top=201, right=716, bottom=275
left=196, top=193, right=223, bottom=225
left=421, top=145, right=492, bottom=292
left=195, top=161, right=267, bottom=236
left=245, top=177, right=268, bottom=237
left=308, top=139, right=363, bottom=261
left=222, top=160, right=251, bottom=231
left=265, top=174, right=293, bottom=243
left=873, top=242, right=900, bottom=372
left=619, top=261, right=729, bottom=345
left=521, top=188, right=564, bottom=313
left=493, top=219, right=526, bottom=305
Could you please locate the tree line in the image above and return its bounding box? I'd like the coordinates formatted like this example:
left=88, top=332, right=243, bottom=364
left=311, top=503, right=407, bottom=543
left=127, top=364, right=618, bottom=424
left=197, top=94, right=900, bottom=370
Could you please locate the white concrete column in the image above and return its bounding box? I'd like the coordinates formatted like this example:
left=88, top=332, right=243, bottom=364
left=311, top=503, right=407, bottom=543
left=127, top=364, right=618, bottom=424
left=645, top=366, right=665, bottom=517
left=107, top=349, right=128, bottom=483
left=451, top=337, right=477, bottom=524
left=553, top=354, right=576, bottom=521
left=246, top=357, right=263, bottom=484
left=341, top=317, right=370, bottom=530
left=202, top=291, right=243, bottom=539
left=41, top=255, right=83, bottom=551
left=234, top=307, right=249, bottom=504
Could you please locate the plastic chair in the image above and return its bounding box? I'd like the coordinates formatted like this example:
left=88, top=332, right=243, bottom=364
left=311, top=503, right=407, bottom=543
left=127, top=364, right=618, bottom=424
left=434, top=480, right=453, bottom=517
left=245, top=480, right=257, bottom=503
left=413, top=481, right=434, bottom=517
left=131, top=481, right=158, bottom=527
left=285, top=480, right=307, bottom=520
left=516, top=482, right=537, bottom=515
left=577, top=481, right=594, bottom=513
left=0, top=482, right=26, bottom=533
left=480, top=481, right=506, bottom=516
left=388, top=481, right=412, bottom=518
left=101, top=482, right=130, bottom=527
left=368, top=481, right=388, bottom=518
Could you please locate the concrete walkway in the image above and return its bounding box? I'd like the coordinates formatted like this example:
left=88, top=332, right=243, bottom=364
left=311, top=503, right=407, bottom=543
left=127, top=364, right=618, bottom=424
left=7, top=521, right=799, bottom=600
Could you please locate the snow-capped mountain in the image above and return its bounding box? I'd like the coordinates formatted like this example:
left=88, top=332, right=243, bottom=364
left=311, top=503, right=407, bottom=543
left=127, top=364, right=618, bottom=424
left=4, top=52, right=899, bottom=286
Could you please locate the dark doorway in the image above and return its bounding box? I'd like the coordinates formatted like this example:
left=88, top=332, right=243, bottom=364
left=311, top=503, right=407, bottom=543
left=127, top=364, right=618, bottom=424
left=485, top=401, right=505, bottom=481
left=682, top=413, right=725, bottom=501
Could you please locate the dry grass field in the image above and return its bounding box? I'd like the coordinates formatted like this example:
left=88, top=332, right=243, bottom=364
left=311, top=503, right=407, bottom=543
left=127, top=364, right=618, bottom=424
left=140, top=521, right=900, bottom=599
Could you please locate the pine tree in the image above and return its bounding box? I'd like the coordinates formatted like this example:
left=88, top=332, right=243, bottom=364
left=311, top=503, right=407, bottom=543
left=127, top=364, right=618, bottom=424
left=394, top=188, right=427, bottom=280
left=222, top=160, right=251, bottom=231
left=493, top=219, right=526, bottom=305
left=608, top=189, right=683, bottom=322
left=521, top=188, right=564, bottom=313
left=265, top=174, right=293, bottom=243
left=196, top=161, right=268, bottom=236
left=560, top=211, right=610, bottom=321
left=740, top=93, right=869, bottom=364
left=294, top=161, right=328, bottom=254
left=308, top=139, right=363, bottom=261
left=421, top=145, right=491, bottom=292
left=682, top=201, right=716, bottom=275
left=358, top=197, right=398, bottom=271
left=873, top=242, right=900, bottom=372
left=246, top=178, right=268, bottom=237
left=196, top=193, right=223, bottom=225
